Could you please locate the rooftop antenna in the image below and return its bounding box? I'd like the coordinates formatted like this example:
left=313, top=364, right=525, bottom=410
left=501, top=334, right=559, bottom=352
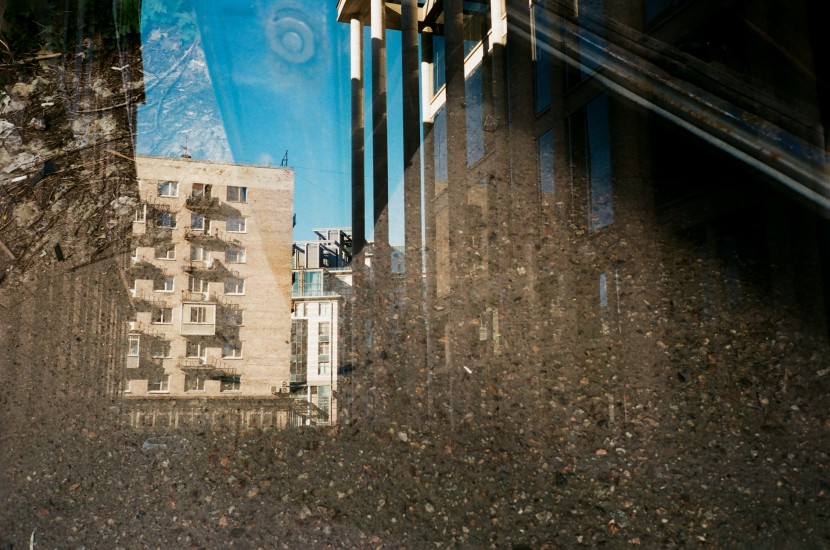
left=280, top=150, right=288, bottom=167
left=181, top=133, right=191, bottom=159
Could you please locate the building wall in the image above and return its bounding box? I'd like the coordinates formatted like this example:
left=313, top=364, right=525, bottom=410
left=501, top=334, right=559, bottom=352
left=127, top=156, right=294, bottom=396
left=338, top=0, right=830, bottom=425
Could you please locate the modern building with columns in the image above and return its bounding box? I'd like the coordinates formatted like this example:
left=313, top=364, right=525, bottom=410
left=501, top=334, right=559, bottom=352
left=337, top=0, right=830, bottom=425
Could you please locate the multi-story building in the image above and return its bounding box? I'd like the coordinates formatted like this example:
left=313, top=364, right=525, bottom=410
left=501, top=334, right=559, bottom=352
left=337, top=0, right=830, bottom=423
left=290, top=228, right=354, bottom=424
left=125, top=155, right=294, bottom=397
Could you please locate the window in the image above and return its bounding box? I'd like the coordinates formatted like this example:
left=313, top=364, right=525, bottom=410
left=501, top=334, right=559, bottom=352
left=568, top=93, right=613, bottom=231
left=318, top=321, right=330, bottom=342
left=191, top=183, right=211, bottom=198
left=586, top=94, right=613, bottom=230
left=226, top=186, right=247, bottom=203
left=294, top=302, right=304, bottom=317
left=222, top=341, right=243, bottom=358
left=538, top=129, right=554, bottom=194
left=220, top=308, right=244, bottom=326
left=123, top=379, right=132, bottom=393
left=190, top=245, right=210, bottom=264
left=219, top=376, right=241, bottom=392
left=151, top=340, right=171, bottom=358
left=154, top=245, right=175, bottom=260
left=185, top=374, right=206, bottom=392
left=134, top=205, right=146, bottom=222
left=225, top=247, right=246, bottom=263
left=318, top=362, right=330, bottom=376
left=128, top=334, right=140, bottom=356
left=154, top=276, right=174, bottom=292
left=434, top=106, right=448, bottom=186
left=190, top=306, right=208, bottom=323
left=157, top=180, right=178, bottom=197
left=290, top=319, right=308, bottom=383
left=148, top=374, right=169, bottom=392
left=302, top=271, right=322, bottom=296
left=319, top=302, right=331, bottom=316
left=599, top=272, right=608, bottom=308
left=226, top=216, right=246, bottom=232
left=466, top=64, right=485, bottom=166
left=188, top=276, right=209, bottom=293
left=317, top=385, right=331, bottom=422
left=157, top=212, right=176, bottom=228
left=432, top=33, right=445, bottom=95
left=186, top=339, right=207, bottom=359
left=224, top=277, right=245, bottom=295
left=190, top=213, right=205, bottom=230
left=318, top=339, right=330, bottom=360
left=532, top=0, right=553, bottom=113
left=152, top=307, right=172, bottom=324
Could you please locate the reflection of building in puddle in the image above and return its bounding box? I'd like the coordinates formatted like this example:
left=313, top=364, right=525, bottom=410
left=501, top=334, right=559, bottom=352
left=122, top=156, right=310, bottom=428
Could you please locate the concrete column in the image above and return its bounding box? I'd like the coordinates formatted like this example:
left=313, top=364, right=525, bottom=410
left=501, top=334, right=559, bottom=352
left=371, top=0, right=390, bottom=277
left=400, top=0, right=427, bottom=411
left=350, top=18, right=366, bottom=258
left=443, top=0, right=466, bottom=430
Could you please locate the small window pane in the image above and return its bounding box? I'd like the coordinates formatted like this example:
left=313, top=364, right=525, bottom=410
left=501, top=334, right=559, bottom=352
left=158, top=181, right=178, bottom=197
left=225, top=277, right=245, bottom=295
left=227, top=186, right=247, bottom=202
left=227, top=217, right=246, bottom=232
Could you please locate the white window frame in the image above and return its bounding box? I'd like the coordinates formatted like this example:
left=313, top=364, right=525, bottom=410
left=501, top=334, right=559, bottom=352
left=220, top=376, right=241, bottom=392
left=318, top=362, right=330, bottom=376
left=225, top=246, right=246, bottom=264
left=320, top=302, right=331, bottom=316
left=226, top=216, right=247, bottom=233
left=190, top=306, right=208, bottom=324
left=318, top=321, right=330, bottom=342
left=157, top=212, right=177, bottom=229
left=155, top=276, right=174, bottom=293
left=191, top=183, right=210, bottom=198
left=224, top=277, right=245, bottom=295
left=152, top=307, right=173, bottom=324
left=134, top=205, right=147, bottom=223
left=151, top=340, right=172, bottom=358
left=190, top=245, right=210, bottom=264
left=226, top=186, right=247, bottom=203
left=318, top=339, right=331, bottom=358
left=128, top=334, right=140, bottom=356
left=222, top=341, right=243, bottom=359
left=190, top=212, right=205, bottom=231
left=154, top=245, right=175, bottom=260
left=157, top=181, right=178, bottom=197
left=188, top=275, right=209, bottom=294
left=186, top=340, right=207, bottom=359
left=148, top=375, right=170, bottom=393
left=185, top=374, right=206, bottom=392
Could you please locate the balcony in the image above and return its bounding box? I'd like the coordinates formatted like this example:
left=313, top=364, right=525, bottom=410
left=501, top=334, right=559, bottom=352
left=180, top=302, right=217, bottom=336
left=178, top=356, right=238, bottom=377
left=185, top=193, right=218, bottom=213
left=180, top=289, right=217, bottom=302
